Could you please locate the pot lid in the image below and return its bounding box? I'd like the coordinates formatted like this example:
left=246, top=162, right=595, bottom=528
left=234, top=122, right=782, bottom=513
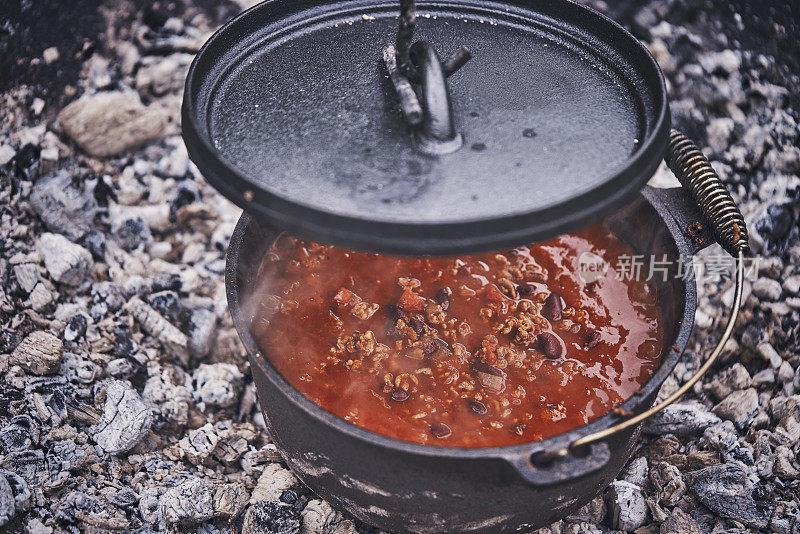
left=182, top=0, right=669, bottom=254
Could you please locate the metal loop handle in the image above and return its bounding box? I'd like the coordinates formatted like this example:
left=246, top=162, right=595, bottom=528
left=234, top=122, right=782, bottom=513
left=409, top=41, right=462, bottom=153
left=665, top=129, right=750, bottom=256
left=384, top=0, right=471, bottom=153
left=395, top=0, right=472, bottom=83
left=567, top=130, right=749, bottom=453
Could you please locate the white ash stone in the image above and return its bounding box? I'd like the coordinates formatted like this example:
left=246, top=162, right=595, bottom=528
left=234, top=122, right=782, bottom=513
left=193, top=363, right=243, bottom=408
left=125, top=296, right=189, bottom=362
left=92, top=379, right=153, bottom=455
left=142, top=368, right=192, bottom=429
left=702, top=421, right=754, bottom=465
left=757, top=342, right=783, bottom=368
left=241, top=444, right=283, bottom=475
left=61, top=352, right=96, bottom=384
left=0, top=144, right=15, bottom=166
left=620, top=457, right=649, bottom=487
left=41, top=46, right=59, bottom=64
left=13, top=263, right=40, bottom=294
left=187, top=307, right=216, bottom=357
left=10, top=331, right=62, bottom=375
left=105, top=358, right=134, bottom=377
left=704, top=362, right=751, bottom=401
left=688, top=463, right=769, bottom=529
left=57, top=92, right=166, bottom=157
left=778, top=361, right=795, bottom=384
left=752, top=277, right=783, bottom=301
left=752, top=368, right=776, bottom=387
left=161, top=146, right=190, bottom=180
left=605, top=480, right=648, bottom=532
left=649, top=462, right=685, bottom=507
left=213, top=483, right=249, bottom=519
left=250, top=464, right=298, bottom=504
left=30, top=172, right=98, bottom=241
left=773, top=445, right=800, bottom=479
left=159, top=476, right=214, bottom=525
left=782, top=275, right=800, bottom=295
left=706, top=117, right=735, bottom=153
left=37, top=233, right=92, bottom=287
left=774, top=396, right=800, bottom=444
left=148, top=241, right=173, bottom=259
left=644, top=402, right=721, bottom=436
left=647, top=39, right=676, bottom=74
left=0, top=474, right=15, bottom=527
left=713, top=388, right=759, bottom=430
left=660, top=507, right=702, bottom=534
left=115, top=168, right=147, bottom=204
left=178, top=423, right=220, bottom=466
left=135, top=54, right=193, bottom=97
left=27, top=283, right=54, bottom=312
left=700, top=49, right=741, bottom=74
left=24, top=518, right=51, bottom=534
left=109, top=202, right=171, bottom=233
left=301, top=499, right=356, bottom=534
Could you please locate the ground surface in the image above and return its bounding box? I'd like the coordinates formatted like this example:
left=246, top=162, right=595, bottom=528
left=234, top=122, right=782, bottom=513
left=0, top=0, right=799, bottom=532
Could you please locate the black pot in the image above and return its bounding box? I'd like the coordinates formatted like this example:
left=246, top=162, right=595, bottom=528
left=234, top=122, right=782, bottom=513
left=226, top=185, right=713, bottom=533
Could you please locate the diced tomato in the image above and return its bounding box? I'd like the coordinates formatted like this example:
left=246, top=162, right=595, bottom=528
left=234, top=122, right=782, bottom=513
left=398, top=288, right=426, bottom=312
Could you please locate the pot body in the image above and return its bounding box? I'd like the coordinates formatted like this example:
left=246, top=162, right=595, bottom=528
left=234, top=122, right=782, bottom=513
left=227, top=187, right=710, bottom=533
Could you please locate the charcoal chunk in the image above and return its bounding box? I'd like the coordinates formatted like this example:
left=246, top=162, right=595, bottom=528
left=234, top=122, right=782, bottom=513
left=687, top=463, right=772, bottom=529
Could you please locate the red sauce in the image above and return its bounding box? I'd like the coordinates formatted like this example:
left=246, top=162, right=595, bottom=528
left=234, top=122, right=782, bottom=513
left=250, top=224, right=664, bottom=448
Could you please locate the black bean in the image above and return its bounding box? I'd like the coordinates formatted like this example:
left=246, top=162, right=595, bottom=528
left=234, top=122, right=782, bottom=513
left=542, top=292, right=563, bottom=321
left=430, top=422, right=451, bottom=438
left=511, top=423, right=527, bottom=436
left=421, top=338, right=438, bottom=356
left=539, top=332, right=563, bottom=359
left=517, top=283, right=536, bottom=297
left=386, top=304, right=408, bottom=321
left=435, top=287, right=451, bottom=311
left=468, top=400, right=487, bottom=415
left=585, top=331, right=602, bottom=349
left=409, top=317, right=426, bottom=336
left=391, top=389, right=410, bottom=402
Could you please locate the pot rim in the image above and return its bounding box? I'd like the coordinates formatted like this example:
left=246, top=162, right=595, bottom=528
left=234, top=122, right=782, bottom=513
left=225, top=187, right=697, bottom=460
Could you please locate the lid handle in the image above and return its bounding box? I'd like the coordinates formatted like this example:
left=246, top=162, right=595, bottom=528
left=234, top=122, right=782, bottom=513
left=382, top=0, right=472, bottom=154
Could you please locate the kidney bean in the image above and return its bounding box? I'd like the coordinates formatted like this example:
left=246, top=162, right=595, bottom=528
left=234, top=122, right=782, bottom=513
left=517, top=283, right=536, bottom=297
left=409, top=317, right=426, bottom=336
left=430, top=422, right=452, bottom=438
left=542, top=292, right=563, bottom=321
left=585, top=331, right=601, bottom=349
left=391, top=389, right=410, bottom=402
left=468, top=399, right=487, bottom=415
left=539, top=332, right=563, bottom=359
left=435, top=287, right=452, bottom=311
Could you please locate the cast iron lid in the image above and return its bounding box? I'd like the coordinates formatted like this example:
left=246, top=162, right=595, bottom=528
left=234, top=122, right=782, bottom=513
left=183, top=0, right=670, bottom=254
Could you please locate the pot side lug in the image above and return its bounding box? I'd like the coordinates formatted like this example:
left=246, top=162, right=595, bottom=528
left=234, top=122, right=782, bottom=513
left=643, top=186, right=715, bottom=255
left=503, top=441, right=611, bottom=486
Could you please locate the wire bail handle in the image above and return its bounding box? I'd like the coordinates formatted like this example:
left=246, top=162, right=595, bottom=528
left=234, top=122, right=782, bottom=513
left=383, top=0, right=472, bottom=154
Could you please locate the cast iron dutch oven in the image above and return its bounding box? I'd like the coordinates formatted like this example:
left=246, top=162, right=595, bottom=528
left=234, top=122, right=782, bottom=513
left=183, top=0, right=751, bottom=531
